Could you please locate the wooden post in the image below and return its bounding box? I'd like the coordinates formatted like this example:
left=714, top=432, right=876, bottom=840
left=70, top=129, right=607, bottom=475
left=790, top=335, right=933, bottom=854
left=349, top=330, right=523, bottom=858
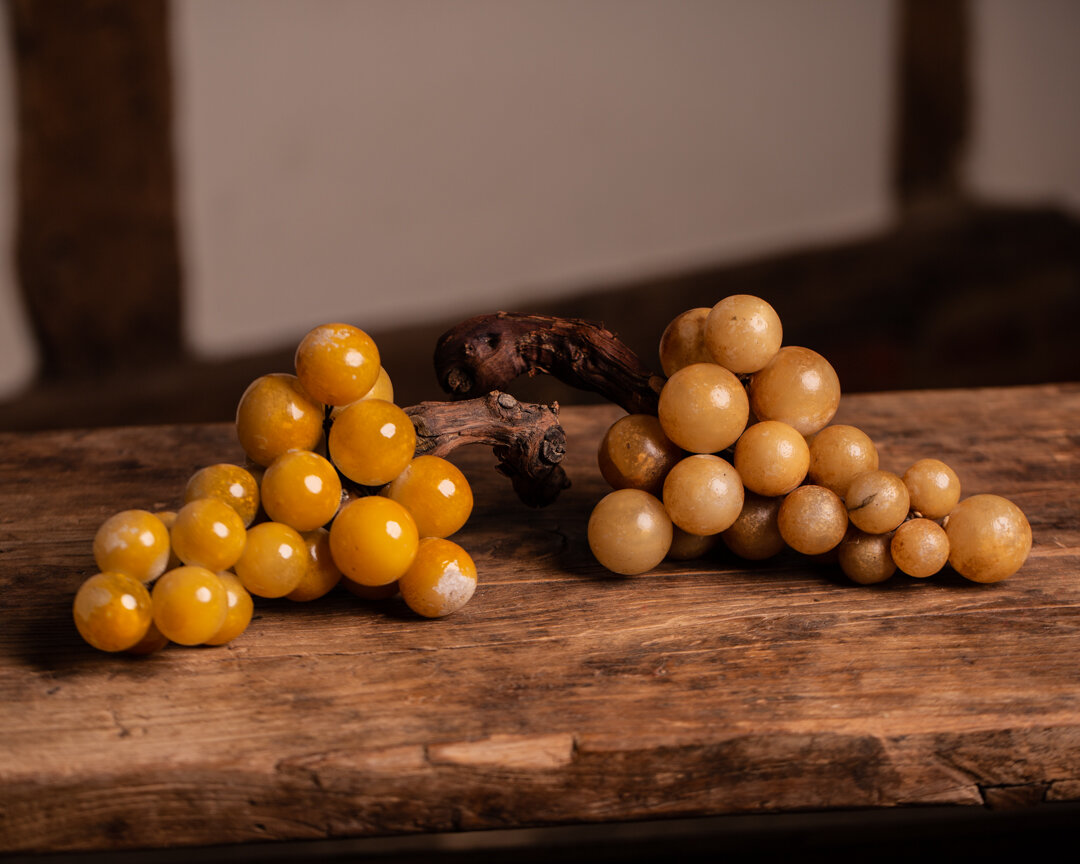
left=5, top=0, right=182, bottom=380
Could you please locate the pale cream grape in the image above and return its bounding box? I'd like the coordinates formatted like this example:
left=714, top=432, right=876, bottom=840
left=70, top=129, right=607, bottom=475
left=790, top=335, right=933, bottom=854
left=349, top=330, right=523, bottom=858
left=661, top=454, right=744, bottom=537
left=587, top=489, right=673, bottom=576
left=704, top=294, right=782, bottom=374
left=749, top=346, right=840, bottom=436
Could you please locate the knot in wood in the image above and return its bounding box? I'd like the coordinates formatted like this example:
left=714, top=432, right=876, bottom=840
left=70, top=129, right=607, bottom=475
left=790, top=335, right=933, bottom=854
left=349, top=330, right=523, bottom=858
left=497, top=392, right=519, bottom=410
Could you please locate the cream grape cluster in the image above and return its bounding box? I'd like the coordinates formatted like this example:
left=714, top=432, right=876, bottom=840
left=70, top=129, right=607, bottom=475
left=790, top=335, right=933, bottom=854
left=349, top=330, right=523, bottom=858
left=588, top=295, right=1032, bottom=584
left=73, top=324, right=478, bottom=654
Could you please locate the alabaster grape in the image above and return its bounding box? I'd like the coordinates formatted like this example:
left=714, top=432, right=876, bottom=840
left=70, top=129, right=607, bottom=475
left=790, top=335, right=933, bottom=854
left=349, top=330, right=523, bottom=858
left=704, top=294, right=783, bottom=374
left=903, top=458, right=961, bottom=520
left=661, top=454, right=744, bottom=537
left=587, top=489, right=673, bottom=576
left=837, top=528, right=896, bottom=585
left=946, top=494, right=1031, bottom=583
left=807, top=425, right=879, bottom=497
left=777, top=485, right=848, bottom=556
left=891, top=518, right=950, bottom=578
left=749, top=346, right=840, bottom=436
left=658, top=363, right=749, bottom=454
left=597, top=414, right=684, bottom=498
left=845, top=470, right=910, bottom=535
left=720, top=492, right=786, bottom=561
left=658, top=307, right=713, bottom=377
left=734, top=421, right=809, bottom=497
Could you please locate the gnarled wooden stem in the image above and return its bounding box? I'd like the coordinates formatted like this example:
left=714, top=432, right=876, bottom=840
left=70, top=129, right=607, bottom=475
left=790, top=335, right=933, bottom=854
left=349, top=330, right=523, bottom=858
left=405, top=392, right=569, bottom=508
left=434, top=312, right=664, bottom=415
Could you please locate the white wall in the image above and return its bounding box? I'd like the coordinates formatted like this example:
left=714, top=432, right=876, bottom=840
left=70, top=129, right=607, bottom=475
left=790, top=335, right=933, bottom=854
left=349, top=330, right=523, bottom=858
left=171, top=0, right=895, bottom=359
left=1, top=0, right=1078, bottom=400
left=966, top=0, right=1080, bottom=209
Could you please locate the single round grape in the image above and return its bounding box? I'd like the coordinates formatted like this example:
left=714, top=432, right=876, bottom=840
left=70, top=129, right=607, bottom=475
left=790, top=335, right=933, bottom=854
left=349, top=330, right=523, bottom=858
left=381, top=455, right=473, bottom=539
left=73, top=571, right=153, bottom=652
left=288, top=528, right=343, bottom=602
left=587, top=489, right=673, bottom=576
left=294, top=322, right=381, bottom=407
left=328, top=398, right=417, bottom=487
left=261, top=449, right=343, bottom=532
left=667, top=526, right=719, bottom=561
left=749, top=346, right=841, bottom=435
left=837, top=528, right=896, bottom=585
left=733, top=420, right=809, bottom=497
left=657, top=363, right=749, bottom=454
left=171, top=497, right=247, bottom=572
left=891, top=518, right=950, bottom=578
left=329, top=496, right=419, bottom=586
left=597, top=414, right=684, bottom=498
left=151, top=566, right=228, bottom=646
left=126, top=620, right=169, bottom=655
left=234, top=522, right=307, bottom=598
left=658, top=307, right=713, bottom=377
left=807, top=425, right=879, bottom=497
left=946, top=494, right=1031, bottom=583
left=720, top=492, right=785, bottom=560
left=662, top=454, right=744, bottom=536
left=777, top=485, right=848, bottom=556
left=704, top=294, right=783, bottom=374
left=204, top=571, right=255, bottom=645
left=236, top=373, right=324, bottom=467
left=92, top=509, right=171, bottom=583
left=342, top=578, right=400, bottom=600
left=329, top=366, right=395, bottom=419
left=902, top=458, right=961, bottom=520
left=399, top=537, right=478, bottom=618
left=845, top=470, right=910, bottom=535
left=183, top=463, right=260, bottom=527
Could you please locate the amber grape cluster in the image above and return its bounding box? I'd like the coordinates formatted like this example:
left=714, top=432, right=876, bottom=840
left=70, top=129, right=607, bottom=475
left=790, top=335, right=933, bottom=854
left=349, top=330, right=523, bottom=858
left=589, top=295, right=1033, bottom=584
left=74, top=323, right=478, bottom=654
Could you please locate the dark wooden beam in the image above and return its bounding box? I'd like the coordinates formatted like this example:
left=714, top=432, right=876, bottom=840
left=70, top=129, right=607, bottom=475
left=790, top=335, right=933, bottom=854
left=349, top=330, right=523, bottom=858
left=5, top=0, right=182, bottom=380
left=894, top=0, right=970, bottom=208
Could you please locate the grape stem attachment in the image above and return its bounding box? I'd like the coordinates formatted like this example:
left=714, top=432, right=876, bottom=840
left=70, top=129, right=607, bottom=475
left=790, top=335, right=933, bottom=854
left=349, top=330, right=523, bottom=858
left=434, top=311, right=664, bottom=415
left=405, top=392, right=569, bottom=508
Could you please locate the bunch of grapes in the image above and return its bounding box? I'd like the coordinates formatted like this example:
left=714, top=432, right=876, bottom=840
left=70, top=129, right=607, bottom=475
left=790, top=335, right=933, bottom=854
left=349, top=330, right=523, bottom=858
left=74, top=324, right=478, bottom=654
left=588, top=295, right=1032, bottom=584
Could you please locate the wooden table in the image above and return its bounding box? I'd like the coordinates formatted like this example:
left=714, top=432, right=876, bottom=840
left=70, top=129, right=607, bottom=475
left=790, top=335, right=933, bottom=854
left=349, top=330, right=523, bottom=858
left=2, top=383, right=1079, bottom=855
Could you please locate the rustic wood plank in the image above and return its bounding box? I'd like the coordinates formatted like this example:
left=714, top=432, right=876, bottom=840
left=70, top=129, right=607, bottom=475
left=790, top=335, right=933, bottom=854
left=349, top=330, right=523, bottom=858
left=1, top=384, right=1078, bottom=853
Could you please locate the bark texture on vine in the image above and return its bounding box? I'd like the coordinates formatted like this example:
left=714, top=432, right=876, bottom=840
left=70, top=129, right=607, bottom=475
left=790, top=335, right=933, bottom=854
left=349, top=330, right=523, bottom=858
left=405, top=392, right=569, bottom=508
left=434, top=312, right=664, bottom=416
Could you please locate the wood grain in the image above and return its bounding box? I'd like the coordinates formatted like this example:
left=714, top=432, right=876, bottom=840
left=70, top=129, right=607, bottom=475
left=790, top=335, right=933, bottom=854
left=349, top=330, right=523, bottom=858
left=1, top=384, right=1078, bottom=853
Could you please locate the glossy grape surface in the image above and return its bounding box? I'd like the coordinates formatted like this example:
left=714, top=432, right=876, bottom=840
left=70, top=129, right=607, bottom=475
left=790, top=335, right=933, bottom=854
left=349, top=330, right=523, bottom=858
left=902, top=458, right=961, bottom=520
left=807, top=425, right=879, bottom=497
left=261, top=450, right=343, bottom=532
left=658, top=308, right=713, bottom=377
left=184, top=464, right=260, bottom=527
left=838, top=528, right=896, bottom=585
left=662, top=454, right=744, bottom=537
left=236, top=373, right=324, bottom=467
left=382, top=455, right=473, bottom=539
left=704, top=294, right=783, bottom=374
left=92, top=509, right=171, bottom=583
left=778, top=485, right=848, bottom=556
left=288, top=528, right=343, bottom=601
left=946, top=494, right=1031, bottom=583
left=329, top=496, right=419, bottom=586
left=171, top=498, right=247, bottom=572
left=658, top=363, right=749, bottom=454
left=234, top=522, right=308, bottom=598
left=399, top=537, right=478, bottom=618
left=329, top=366, right=395, bottom=419
left=597, top=414, right=684, bottom=498
left=734, top=421, right=809, bottom=497
left=891, top=518, right=950, bottom=578
left=749, top=346, right=840, bottom=435
left=73, top=571, right=153, bottom=652
left=204, top=572, right=254, bottom=645
left=845, top=470, right=910, bottom=535
left=587, top=489, right=672, bottom=576
left=328, top=398, right=416, bottom=486
left=152, top=566, right=228, bottom=646
left=720, top=492, right=785, bottom=560
left=295, top=323, right=381, bottom=407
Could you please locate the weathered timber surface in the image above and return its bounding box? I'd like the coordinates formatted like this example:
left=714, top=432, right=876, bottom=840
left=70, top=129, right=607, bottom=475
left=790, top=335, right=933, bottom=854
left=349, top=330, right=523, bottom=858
left=1, top=384, right=1078, bottom=853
